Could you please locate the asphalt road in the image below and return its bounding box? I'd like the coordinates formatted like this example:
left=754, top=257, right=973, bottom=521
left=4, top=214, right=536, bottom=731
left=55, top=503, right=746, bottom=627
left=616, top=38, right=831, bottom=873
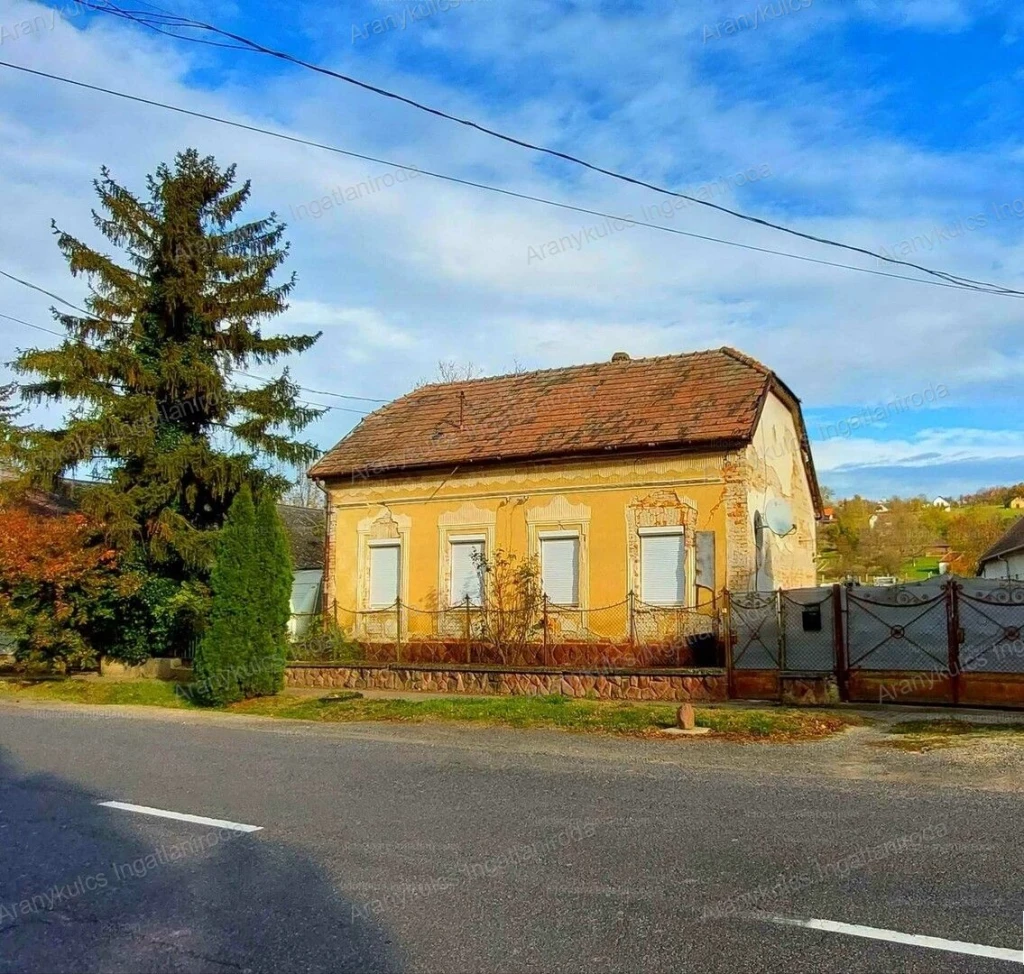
left=0, top=700, right=1022, bottom=973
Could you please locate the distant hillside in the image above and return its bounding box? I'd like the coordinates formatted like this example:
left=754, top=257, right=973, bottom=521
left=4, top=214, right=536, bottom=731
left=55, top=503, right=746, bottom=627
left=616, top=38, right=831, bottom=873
left=818, top=493, right=1022, bottom=582
left=958, top=483, right=1024, bottom=507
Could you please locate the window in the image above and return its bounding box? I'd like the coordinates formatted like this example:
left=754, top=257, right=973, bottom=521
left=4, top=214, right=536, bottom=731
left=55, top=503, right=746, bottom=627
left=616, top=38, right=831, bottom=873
left=368, top=542, right=400, bottom=607
left=640, top=530, right=685, bottom=605
left=450, top=538, right=485, bottom=606
left=541, top=534, right=580, bottom=605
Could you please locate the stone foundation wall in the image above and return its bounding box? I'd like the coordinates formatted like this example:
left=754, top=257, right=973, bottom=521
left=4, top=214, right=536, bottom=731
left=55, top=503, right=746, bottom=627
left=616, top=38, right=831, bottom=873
left=286, top=663, right=728, bottom=702
left=779, top=674, right=839, bottom=706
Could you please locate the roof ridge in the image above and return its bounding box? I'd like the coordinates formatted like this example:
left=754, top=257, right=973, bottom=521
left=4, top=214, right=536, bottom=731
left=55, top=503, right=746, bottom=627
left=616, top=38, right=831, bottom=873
left=412, top=346, right=743, bottom=392
left=718, top=346, right=773, bottom=376
left=308, top=344, right=803, bottom=487
left=979, top=516, right=1024, bottom=564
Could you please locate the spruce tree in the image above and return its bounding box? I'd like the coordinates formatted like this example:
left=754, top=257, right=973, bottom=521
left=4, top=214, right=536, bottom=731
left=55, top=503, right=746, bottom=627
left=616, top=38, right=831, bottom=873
left=10, top=150, right=322, bottom=650
left=192, top=485, right=258, bottom=704
left=0, top=382, right=22, bottom=469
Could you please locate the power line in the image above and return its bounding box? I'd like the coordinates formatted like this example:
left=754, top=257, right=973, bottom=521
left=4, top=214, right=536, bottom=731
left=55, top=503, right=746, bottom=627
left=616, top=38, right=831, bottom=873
left=0, top=269, right=94, bottom=315
left=0, top=310, right=67, bottom=341
left=0, top=275, right=377, bottom=414
left=0, top=305, right=365, bottom=416
left=0, top=61, right=1015, bottom=299
left=234, top=371, right=386, bottom=403
left=76, top=0, right=1024, bottom=298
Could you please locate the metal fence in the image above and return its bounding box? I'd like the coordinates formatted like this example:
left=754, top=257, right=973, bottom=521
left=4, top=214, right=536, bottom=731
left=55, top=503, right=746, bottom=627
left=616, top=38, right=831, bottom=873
left=728, top=577, right=1024, bottom=706
left=845, top=582, right=950, bottom=673
left=286, top=576, right=1024, bottom=707
left=301, top=594, right=720, bottom=669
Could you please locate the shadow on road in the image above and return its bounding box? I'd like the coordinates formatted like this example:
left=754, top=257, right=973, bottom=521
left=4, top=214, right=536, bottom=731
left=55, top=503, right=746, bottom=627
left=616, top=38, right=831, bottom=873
left=0, top=749, right=403, bottom=973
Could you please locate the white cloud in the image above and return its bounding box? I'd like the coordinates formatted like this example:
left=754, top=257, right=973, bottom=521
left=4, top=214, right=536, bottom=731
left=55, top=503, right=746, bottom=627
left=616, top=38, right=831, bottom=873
left=0, top=0, right=1019, bottom=496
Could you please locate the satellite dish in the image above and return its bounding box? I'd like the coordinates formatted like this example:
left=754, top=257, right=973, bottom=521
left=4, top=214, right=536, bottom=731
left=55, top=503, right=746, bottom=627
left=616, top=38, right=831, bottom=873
left=764, top=498, right=794, bottom=536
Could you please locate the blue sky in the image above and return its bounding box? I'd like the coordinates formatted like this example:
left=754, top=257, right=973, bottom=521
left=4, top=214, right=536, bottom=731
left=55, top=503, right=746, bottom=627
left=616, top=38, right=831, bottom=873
left=0, top=0, right=1022, bottom=499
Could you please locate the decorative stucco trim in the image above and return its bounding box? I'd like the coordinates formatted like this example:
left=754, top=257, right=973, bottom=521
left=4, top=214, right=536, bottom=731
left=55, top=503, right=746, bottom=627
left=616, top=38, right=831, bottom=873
left=625, top=490, right=699, bottom=607
left=355, top=509, right=411, bottom=619
left=526, top=495, right=591, bottom=613
left=329, top=453, right=726, bottom=508
left=436, top=504, right=497, bottom=608
left=525, top=495, right=590, bottom=525
left=438, top=502, right=497, bottom=527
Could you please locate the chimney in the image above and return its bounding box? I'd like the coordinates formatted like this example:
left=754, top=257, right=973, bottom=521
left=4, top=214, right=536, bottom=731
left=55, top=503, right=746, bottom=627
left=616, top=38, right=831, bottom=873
left=611, top=351, right=630, bottom=362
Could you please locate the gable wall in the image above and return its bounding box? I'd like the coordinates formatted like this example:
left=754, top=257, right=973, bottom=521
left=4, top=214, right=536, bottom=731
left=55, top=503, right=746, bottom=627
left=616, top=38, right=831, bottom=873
left=724, top=391, right=818, bottom=591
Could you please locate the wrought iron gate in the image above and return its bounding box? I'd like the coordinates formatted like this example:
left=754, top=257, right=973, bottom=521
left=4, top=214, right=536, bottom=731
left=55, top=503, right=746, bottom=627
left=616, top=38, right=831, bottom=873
left=728, top=591, right=779, bottom=670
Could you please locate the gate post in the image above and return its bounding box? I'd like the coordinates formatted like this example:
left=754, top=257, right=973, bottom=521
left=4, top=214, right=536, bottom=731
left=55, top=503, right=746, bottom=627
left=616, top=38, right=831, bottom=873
left=947, top=579, right=962, bottom=705
left=724, top=589, right=735, bottom=699
left=832, top=583, right=849, bottom=701
left=542, top=594, right=550, bottom=667
left=776, top=587, right=785, bottom=667
left=395, top=598, right=402, bottom=664
left=627, top=590, right=636, bottom=647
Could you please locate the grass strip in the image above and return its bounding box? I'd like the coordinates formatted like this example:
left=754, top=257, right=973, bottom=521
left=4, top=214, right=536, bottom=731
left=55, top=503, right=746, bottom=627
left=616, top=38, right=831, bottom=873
left=0, top=678, right=858, bottom=741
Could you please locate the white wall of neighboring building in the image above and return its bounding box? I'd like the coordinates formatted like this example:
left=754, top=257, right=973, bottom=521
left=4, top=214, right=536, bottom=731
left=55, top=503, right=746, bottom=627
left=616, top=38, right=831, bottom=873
left=980, top=551, right=1024, bottom=581
left=731, top=390, right=817, bottom=591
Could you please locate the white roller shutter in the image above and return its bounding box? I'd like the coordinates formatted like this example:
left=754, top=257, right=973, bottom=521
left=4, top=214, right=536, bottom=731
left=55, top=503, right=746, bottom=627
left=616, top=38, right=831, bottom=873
left=450, top=539, right=485, bottom=605
left=369, top=543, right=400, bottom=607
left=541, top=536, right=580, bottom=605
left=641, top=532, right=685, bottom=605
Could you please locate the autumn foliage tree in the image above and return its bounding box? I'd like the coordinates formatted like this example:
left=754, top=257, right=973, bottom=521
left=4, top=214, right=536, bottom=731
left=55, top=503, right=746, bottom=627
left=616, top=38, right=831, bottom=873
left=0, top=507, right=123, bottom=669
left=947, top=510, right=1012, bottom=575
left=474, top=548, right=543, bottom=665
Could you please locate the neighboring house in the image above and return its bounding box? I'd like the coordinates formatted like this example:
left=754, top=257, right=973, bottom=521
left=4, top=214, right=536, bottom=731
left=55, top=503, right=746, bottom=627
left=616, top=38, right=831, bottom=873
left=310, top=347, right=823, bottom=638
left=933, top=496, right=952, bottom=510
left=925, top=538, right=952, bottom=559
left=277, top=504, right=326, bottom=638
left=978, top=518, right=1024, bottom=580
left=1010, top=497, right=1024, bottom=510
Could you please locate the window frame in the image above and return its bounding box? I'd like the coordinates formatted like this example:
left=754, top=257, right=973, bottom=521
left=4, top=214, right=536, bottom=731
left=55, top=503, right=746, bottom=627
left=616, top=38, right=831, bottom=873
left=448, top=534, right=486, bottom=607
left=638, top=527, right=687, bottom=607
left=539, top=530, right=581, bottom=607
left=367, top=539, right=402, bottom=608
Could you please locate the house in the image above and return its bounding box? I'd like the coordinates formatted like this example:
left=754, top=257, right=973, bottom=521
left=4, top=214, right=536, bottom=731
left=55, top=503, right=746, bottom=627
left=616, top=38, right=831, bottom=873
left=310, top=348, right=823, bottom=642
left=977, top=517, right=1024, bottom=580
left=932, top=496, right=952, bottom=510
left=1010, top=497, right=1024, bottom=510
left=925, top=538, right=952, bottom=559
left=277, top=504, right=326, bottom=638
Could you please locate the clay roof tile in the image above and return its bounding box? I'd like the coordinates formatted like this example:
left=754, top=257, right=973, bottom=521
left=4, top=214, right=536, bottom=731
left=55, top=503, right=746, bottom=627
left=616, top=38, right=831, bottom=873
left=310, top=346, right=781, bottom=481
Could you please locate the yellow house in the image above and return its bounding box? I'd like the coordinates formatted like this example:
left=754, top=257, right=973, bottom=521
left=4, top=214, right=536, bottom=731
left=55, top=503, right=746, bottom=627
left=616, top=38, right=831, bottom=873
left=310, top=348, right=822, bottom=649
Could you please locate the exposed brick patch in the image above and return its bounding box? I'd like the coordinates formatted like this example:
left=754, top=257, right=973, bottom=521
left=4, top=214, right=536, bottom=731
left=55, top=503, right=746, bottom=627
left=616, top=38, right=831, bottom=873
left=780, top=675, right=838, bottom=706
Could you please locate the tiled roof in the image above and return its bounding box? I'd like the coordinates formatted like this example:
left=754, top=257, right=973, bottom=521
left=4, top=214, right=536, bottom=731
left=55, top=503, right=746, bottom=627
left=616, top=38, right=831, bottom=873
left=310, top=347, right=798, bottom=482
left=979, top=516, right=1024, bottom=566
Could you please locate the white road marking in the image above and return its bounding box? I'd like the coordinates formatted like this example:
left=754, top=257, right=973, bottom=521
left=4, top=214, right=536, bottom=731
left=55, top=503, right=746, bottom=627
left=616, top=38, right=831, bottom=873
left=765, top=915, right=1020, bottom=964
left=98, top=801, right=262, bottom=833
